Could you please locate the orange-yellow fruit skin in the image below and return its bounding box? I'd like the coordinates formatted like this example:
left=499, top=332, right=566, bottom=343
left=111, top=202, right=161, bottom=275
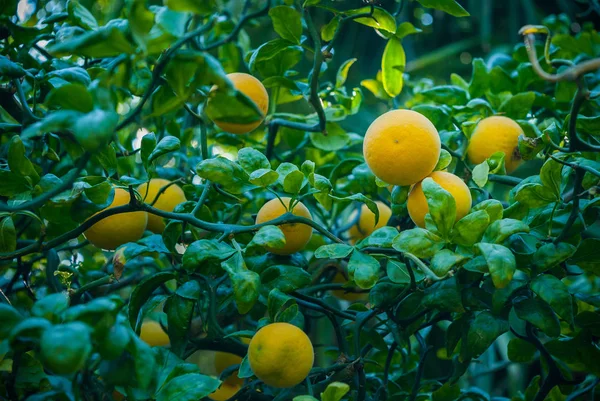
left=212, top=73, right=269, bottom=134
left=248, top=323, right=314, bottom=388
left=255, top=198, right=312, bottom=255
left=363, top=109, right=441, bottom=186
left=137, top=178, right=186, bottom=233
left=467, top=116, right=524, bottom=173
left=347, top=201, right=392, bottom=243
left=139, top=321, right=170, bottom=347
left=83, top=188, right=148, bottom=251
left=407, top=171, right=472, bottom=228
left=209, top=338, right=250, bottom=400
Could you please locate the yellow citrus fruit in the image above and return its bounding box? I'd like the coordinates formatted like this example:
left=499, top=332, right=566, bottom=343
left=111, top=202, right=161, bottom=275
left=84, top=188, right=148, bottom=250
left=467, top=116, right=524, bottom=173
left=347, top=201, right=392, bottom=243
left=137, top=178, right=186, bottom=233
left=139, top=321, right=170, bottom=347
left=248, top=323, right=314, bottom=388
left=407, top=171, right=472, bottom=228
left=255, top=197, right=312, bottom=255
left=211, top=73, right=269, bottom=134
left=363, top=109, right=441, bottom=186
left=209, top=376, right=242, bottom=401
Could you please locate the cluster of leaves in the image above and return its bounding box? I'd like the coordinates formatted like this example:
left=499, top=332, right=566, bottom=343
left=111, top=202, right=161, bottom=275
left=0, top=0, right=600, bottom=401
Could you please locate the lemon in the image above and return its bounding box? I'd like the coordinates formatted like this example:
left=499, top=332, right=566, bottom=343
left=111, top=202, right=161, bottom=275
left=363, top=109, right=441, bottom=186
left=407, top=171, right=472, bottom=228
left=255, top=197, right=312, bottom=255
left=467, top=116, right=524, bottom=173
left=137, top=178, right=186, bottom=233
left=84, top=188, right=148, bottom=250
left=139, top=321, right=170, bottom=347
left=347, top=201, right=392, bottom=243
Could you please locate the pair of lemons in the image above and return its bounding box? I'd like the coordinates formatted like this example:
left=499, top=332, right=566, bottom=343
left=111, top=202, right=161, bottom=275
left=140, top=321, right=314, bottom=398
left=83, top=179, right=186, bottom=250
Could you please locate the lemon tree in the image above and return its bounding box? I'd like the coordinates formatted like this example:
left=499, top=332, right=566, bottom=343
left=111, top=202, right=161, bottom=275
left=1, top=1, right=600, bottom=401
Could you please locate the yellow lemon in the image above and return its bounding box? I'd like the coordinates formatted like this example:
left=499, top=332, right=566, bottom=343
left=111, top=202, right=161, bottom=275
left=467, top=116, right=524, bottom=173
left=255, top=197, right=312, bottom=255
left=363, top=109, right=441, bottom=186
left=209, top=376, right=243, bottom=401
left=248, top=323, right=314, bottom=388
left=347, top=201, right=392, bottom=243
left=137, top=178, right=186, bottom=233
left=211, top=73, right=269, bottom=134
left=139, top=321, right=170, bottom=347
left=84, top=188, right=148, bottom=250
left=407, top=171, right=472, bottom=228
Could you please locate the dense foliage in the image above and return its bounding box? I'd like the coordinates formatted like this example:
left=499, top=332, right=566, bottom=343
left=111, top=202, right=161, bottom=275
left=1, top=1, right=600, bottom=401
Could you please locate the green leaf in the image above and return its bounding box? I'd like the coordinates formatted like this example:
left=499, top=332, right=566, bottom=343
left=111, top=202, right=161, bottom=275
left=434, top=149, right=453, bottom=172
left=183, top=240, right=236, bottom=271
left=432, top=383, right=461, bottom=401
left=196, top=157, right=249, bottom=194
left=0, top=215, right=16, bottom=253
left=230, top=270, right=261, bottom=314
left=472, top=199, right=503, bottom=223
left=267, top=288, right=298, bottom=322
left=164, top=281, right=201, bottom=357
left=310, top=122, right=350, bottom=151
left=315, top=244, right=354, bottom=259
left=381, top=37, right=405, bottom=97
left=387, top=259, right=423, bottom=284
left=464, top=312, right=508, bottom=360
left=568, top=239, right=600, bottom=272
left=321, top=382, right=351, bottom=401
left=336, top=58, right=357, bottom=88
left=155, top=373, right=221, bottom=401
left=344, top=7, right=397, bottom=33
left=67, top=0, right=98, bottom=30
left=472, top=161, right=489, bottom=188
left=249, top=169, right=279, bottom=187
left=348, top=251, right=380, bottom=289
left=451, top=210, right=490, bottom=246
left=205, top=89, right=263, bottom=126
left=0, top=304, right=23, bottom=340
left=31, top=293, right=70, bottom=323
left=50, top=26, right=135, bottom=57
left=269, top=6, right=302, bottom=44
left=46, top=83, right=94, bottom=113
left=8, top=135, right=40, bottom=183
left=72, top=109, right=119, bottom=152
left=530, top=275, right=573, bottom=324
left=149, top=136, right=181, bottom=164
left=499, top=92, right=535, bottom=119
left=39, top=321, right=92, bottom=374
left=238, top=147, right=271, bottom=174
left=261, top=265, right=312, bottom=293
left=359, top=226, right=399, bottom=248
left=514, top=298, right=561, bottom=337
left=141, top=132, right=157, bottom=168
left=477, top=243, right=516, bottom=288
left=416, top=0, right=470, bottom=17
left=423, top=277, right=465, bottom=313
left=321, top=15, right=340, bottom=42
left=129, top=271, right=177, bottom=332
left=421, top=85, right=468, bottom=106
left=250, top=225, right=286, bottom=250
left=482, top=218, right=529, bottom=244
left=393, top=228, right=445, bottom=258
left=533, top=242, right=576, bottom=272
left=164, top=0, right=214, bottom=15
left=422, top=177, right=457, bottom=238
left=514, top=183, right=558, bottom=208
left=395, top=22, right=422, bottom=39
left=430, top=250, right=467, bottom=277
left=507, top=338, right=536, bottom=363
left=539, top=158, right=563, bottom=198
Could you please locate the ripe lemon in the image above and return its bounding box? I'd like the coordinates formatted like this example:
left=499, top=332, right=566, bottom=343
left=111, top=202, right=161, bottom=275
left=210, top=376, right=243, bottom=401
left=139, top=321, right=170, bottom=347
left=347, top=201, right=392, bottom=243
left=363, top=109, right=441, bottom=186
left=248, top=323, right=314, bottom=388
left=407, top=171, right=472, bottom=228
left=255, top=197, right=312, bottom=255
left=137, top=178, right=186, bottom=233
left=467, top=116, right=524, bottom=173
left=211, top=73, right=269, bottom=134
left=83, top=188, right=148, bottom=250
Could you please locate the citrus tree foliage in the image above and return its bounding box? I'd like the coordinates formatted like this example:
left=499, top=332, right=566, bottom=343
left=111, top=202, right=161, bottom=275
left=1, top=0, right=600, bottom=401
